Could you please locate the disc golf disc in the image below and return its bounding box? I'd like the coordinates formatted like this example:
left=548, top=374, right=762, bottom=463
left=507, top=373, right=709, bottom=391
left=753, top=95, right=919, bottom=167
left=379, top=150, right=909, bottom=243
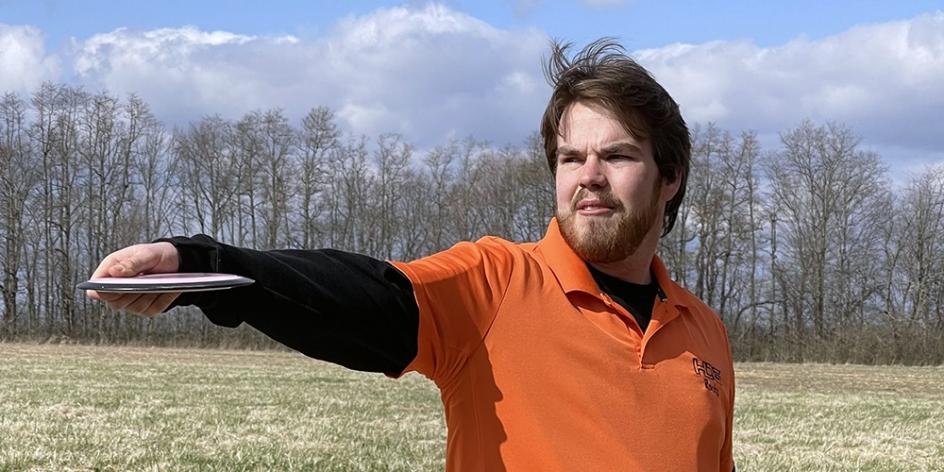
left=77, top=273, right=254, bottom=293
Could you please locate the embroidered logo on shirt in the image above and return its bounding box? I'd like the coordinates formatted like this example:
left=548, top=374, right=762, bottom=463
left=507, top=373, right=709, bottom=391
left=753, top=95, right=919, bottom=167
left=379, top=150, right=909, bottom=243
left=692, top=357, right=722, bottom=396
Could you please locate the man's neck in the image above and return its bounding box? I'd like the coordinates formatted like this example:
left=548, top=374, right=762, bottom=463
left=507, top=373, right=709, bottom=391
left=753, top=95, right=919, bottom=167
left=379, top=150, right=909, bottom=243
left=587, top=257, right=652, bottom=285
left=586, top=234, right=659, bottom=285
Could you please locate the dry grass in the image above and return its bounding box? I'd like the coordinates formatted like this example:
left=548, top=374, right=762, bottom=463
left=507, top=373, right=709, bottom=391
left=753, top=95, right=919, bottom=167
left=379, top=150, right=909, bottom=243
left=734, top=363, right=944, bottom=471
left=0, top=343, right=941, bottom=471
left=0, top=343, right=444, bottom=471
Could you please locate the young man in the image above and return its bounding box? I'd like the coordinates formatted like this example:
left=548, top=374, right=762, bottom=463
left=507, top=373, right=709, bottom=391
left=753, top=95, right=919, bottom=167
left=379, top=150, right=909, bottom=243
left=88, top=39, right=735, bottom=471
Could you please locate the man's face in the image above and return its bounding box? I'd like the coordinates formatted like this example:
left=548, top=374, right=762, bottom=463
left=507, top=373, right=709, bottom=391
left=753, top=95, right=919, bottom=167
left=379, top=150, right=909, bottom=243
left=554, top=101, right=678, bottom=263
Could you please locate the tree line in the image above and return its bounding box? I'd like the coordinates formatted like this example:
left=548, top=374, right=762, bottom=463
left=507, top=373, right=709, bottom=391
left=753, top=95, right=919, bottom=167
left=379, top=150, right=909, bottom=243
left=0, top=83, right=941, bottom=364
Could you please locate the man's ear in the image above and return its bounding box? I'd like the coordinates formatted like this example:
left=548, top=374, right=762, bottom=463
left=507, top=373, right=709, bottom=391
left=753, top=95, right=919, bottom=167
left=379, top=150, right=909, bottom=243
left=661, top=172, right=682, bottom=203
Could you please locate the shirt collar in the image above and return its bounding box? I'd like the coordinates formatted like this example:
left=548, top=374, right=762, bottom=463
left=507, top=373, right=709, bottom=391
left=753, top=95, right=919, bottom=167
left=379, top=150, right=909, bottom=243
left=536, top=218, right=689, bottom=308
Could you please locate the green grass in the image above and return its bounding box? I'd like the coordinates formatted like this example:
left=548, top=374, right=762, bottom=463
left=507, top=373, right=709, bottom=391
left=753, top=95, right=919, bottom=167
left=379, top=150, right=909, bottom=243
left=0, top=344, right=942, bottom=471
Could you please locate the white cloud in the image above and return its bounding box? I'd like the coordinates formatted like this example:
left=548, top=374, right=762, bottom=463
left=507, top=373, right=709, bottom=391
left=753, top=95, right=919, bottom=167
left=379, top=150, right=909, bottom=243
left=68, top=5, right=549, bottom=147
left=9, top=6, right=941, bottom=169
left=0, top=23, right=60, bottom=93
left=635, top=12, right=944, bottom=160
left=71, top=26, right=288, bottom=121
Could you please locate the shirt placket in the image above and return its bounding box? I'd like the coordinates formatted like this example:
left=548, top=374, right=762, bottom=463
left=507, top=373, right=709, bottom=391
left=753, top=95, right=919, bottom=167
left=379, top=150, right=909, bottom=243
left=595, top=291, right=647, bottom=367
left=639, top=296, right=683, bottom=369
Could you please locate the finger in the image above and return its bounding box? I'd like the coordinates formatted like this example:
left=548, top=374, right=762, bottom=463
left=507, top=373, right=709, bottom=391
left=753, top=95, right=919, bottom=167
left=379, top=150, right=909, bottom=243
left=124, top=293, right=161, bottom=315
left=90, top=291, right=124, bottom=302
left=108, top=258, right=141, bottom=277
left=92, top=247, right=138, bottom=279
left=114, top=246, right=165, bottom=277
left=108, top=293, right=145, bottom=311
left=91, top=253, right=121, bottom=279
left=94, top=245, right=158, bottom=279
left=141, top=292, right=180, bottom=317
left=98, top=292, right=124, bottom=302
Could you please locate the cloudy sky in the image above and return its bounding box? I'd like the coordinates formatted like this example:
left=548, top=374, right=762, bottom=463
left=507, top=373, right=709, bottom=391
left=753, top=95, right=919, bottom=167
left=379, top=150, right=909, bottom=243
left=1, top=0, right=942, bottom=177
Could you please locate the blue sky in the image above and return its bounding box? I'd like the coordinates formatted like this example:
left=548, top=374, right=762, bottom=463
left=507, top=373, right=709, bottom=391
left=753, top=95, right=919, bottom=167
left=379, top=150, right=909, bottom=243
left=1, top=1, right=942, bottom=177
left=5, top=0, right=940, bottom=49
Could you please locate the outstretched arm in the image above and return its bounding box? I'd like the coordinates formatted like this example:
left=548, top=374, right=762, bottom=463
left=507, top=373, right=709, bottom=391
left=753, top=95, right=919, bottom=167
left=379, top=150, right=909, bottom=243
left=88, top=235, right=419, bottom=375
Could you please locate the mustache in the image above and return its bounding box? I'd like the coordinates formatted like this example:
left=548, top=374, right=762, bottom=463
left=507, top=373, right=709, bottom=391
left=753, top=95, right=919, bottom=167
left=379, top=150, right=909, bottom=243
left=571, top=188, right=624, bottom=211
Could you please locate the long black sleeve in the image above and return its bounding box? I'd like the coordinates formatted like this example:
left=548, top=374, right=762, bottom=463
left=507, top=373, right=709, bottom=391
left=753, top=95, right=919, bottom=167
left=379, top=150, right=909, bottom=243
left=156, top=235, right=419, bottom=375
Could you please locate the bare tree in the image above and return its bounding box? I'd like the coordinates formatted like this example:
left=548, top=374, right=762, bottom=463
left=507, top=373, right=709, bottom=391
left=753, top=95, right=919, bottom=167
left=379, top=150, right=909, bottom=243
left=6, top=81, right=942, bottom=362
left=326, top=136, right=372, bottom=252
left=132, top=100, right=176, bottom=242
left=449, top=138, right=491, bottom=242
left=175, top=116, right=239, bottom=240
left=0, top=93, right=38, bottom=337
left=891, top=166, right=944, bottom=362
left=371, top=133, right=412, bottom=258
left=232, top=112, right=262, bottom=247
left=257, top=109, right=295, bottom=249
left=765, top=121, right=889, bottom=359
left=47, top=86, right=85, bottom=337
left=421, top=140, right=461, bottom=252
left=511, top=133, right=554, bottom=242
left=296, top=107, right=339, bottom=249
left=715, top=131, right=764, bottom=336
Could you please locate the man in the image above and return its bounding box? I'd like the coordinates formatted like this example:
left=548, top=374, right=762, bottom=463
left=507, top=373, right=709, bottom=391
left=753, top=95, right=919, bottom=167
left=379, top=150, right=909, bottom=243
left=87, top=39, right=735, bottom=471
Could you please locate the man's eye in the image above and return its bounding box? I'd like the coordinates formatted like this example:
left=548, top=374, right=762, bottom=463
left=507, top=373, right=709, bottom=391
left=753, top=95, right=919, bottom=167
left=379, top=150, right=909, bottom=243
left=559, top=156, right=580, bottom=165
left=607, top=154, right=632, bottom=161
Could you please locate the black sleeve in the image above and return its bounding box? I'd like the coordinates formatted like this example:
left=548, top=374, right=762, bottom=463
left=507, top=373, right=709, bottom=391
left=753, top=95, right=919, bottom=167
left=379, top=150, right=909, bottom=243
left=155, top=235, right=419, bottom=375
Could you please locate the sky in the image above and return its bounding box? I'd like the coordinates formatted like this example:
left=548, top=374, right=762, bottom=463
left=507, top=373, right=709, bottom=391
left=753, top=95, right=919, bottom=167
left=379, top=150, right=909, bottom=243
left=1, top=0, right=942, bottom=180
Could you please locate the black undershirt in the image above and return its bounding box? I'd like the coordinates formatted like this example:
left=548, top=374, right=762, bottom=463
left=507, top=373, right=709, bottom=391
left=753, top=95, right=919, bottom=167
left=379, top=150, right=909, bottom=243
left=586, top=264, right=660, bottom=333
left=158, top=235, right=419, bottom=375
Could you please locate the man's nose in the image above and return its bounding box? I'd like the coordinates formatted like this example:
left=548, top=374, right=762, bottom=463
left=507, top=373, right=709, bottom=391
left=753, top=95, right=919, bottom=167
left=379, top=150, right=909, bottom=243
left=578, top=155, right=607, bottom=190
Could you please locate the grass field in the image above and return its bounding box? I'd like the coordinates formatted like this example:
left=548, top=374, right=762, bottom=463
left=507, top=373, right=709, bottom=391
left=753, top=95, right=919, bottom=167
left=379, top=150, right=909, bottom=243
left=0, top=343, right=941, bottom=471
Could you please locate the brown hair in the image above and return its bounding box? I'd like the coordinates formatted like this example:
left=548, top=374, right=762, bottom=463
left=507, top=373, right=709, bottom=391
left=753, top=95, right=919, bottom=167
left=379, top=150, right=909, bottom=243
left=540, top=38, right=690, bottom=236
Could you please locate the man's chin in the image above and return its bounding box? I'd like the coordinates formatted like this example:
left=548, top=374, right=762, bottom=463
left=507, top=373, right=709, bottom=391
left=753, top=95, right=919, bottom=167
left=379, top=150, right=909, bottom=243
left=558, top=210, right=654, bottom=263
left=573, top=214, right=617, bottom=232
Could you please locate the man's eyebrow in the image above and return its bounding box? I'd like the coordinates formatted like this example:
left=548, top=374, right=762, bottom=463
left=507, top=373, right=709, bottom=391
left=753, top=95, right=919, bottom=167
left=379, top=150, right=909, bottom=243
left=556, top=142, right=643, bottom=157
left=601, top=141, right=643, bottom=155
left=556, top=145, right=580, bottom=157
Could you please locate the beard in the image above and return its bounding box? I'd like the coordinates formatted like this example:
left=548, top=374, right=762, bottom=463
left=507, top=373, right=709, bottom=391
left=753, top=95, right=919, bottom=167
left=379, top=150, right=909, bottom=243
left=557, top=183, right=662, bottom=263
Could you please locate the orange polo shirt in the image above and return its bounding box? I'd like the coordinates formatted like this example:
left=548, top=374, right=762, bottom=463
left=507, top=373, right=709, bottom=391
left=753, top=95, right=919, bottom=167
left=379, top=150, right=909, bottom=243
left=391, top=218, right=735, bottom=471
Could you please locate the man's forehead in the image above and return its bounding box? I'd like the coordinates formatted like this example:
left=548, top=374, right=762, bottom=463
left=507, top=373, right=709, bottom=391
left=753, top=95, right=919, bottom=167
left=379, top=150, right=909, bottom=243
left=557, top=101, right=645, bottom=147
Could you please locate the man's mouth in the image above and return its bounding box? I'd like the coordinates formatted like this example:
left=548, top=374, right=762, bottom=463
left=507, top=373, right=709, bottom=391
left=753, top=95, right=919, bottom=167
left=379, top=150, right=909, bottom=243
left=575, top=199, right=615, bottom=215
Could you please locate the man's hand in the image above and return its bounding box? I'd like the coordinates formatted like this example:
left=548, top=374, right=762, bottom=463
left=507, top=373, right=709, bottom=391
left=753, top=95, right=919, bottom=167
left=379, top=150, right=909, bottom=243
left=85, top=242, right=182, bottom=316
